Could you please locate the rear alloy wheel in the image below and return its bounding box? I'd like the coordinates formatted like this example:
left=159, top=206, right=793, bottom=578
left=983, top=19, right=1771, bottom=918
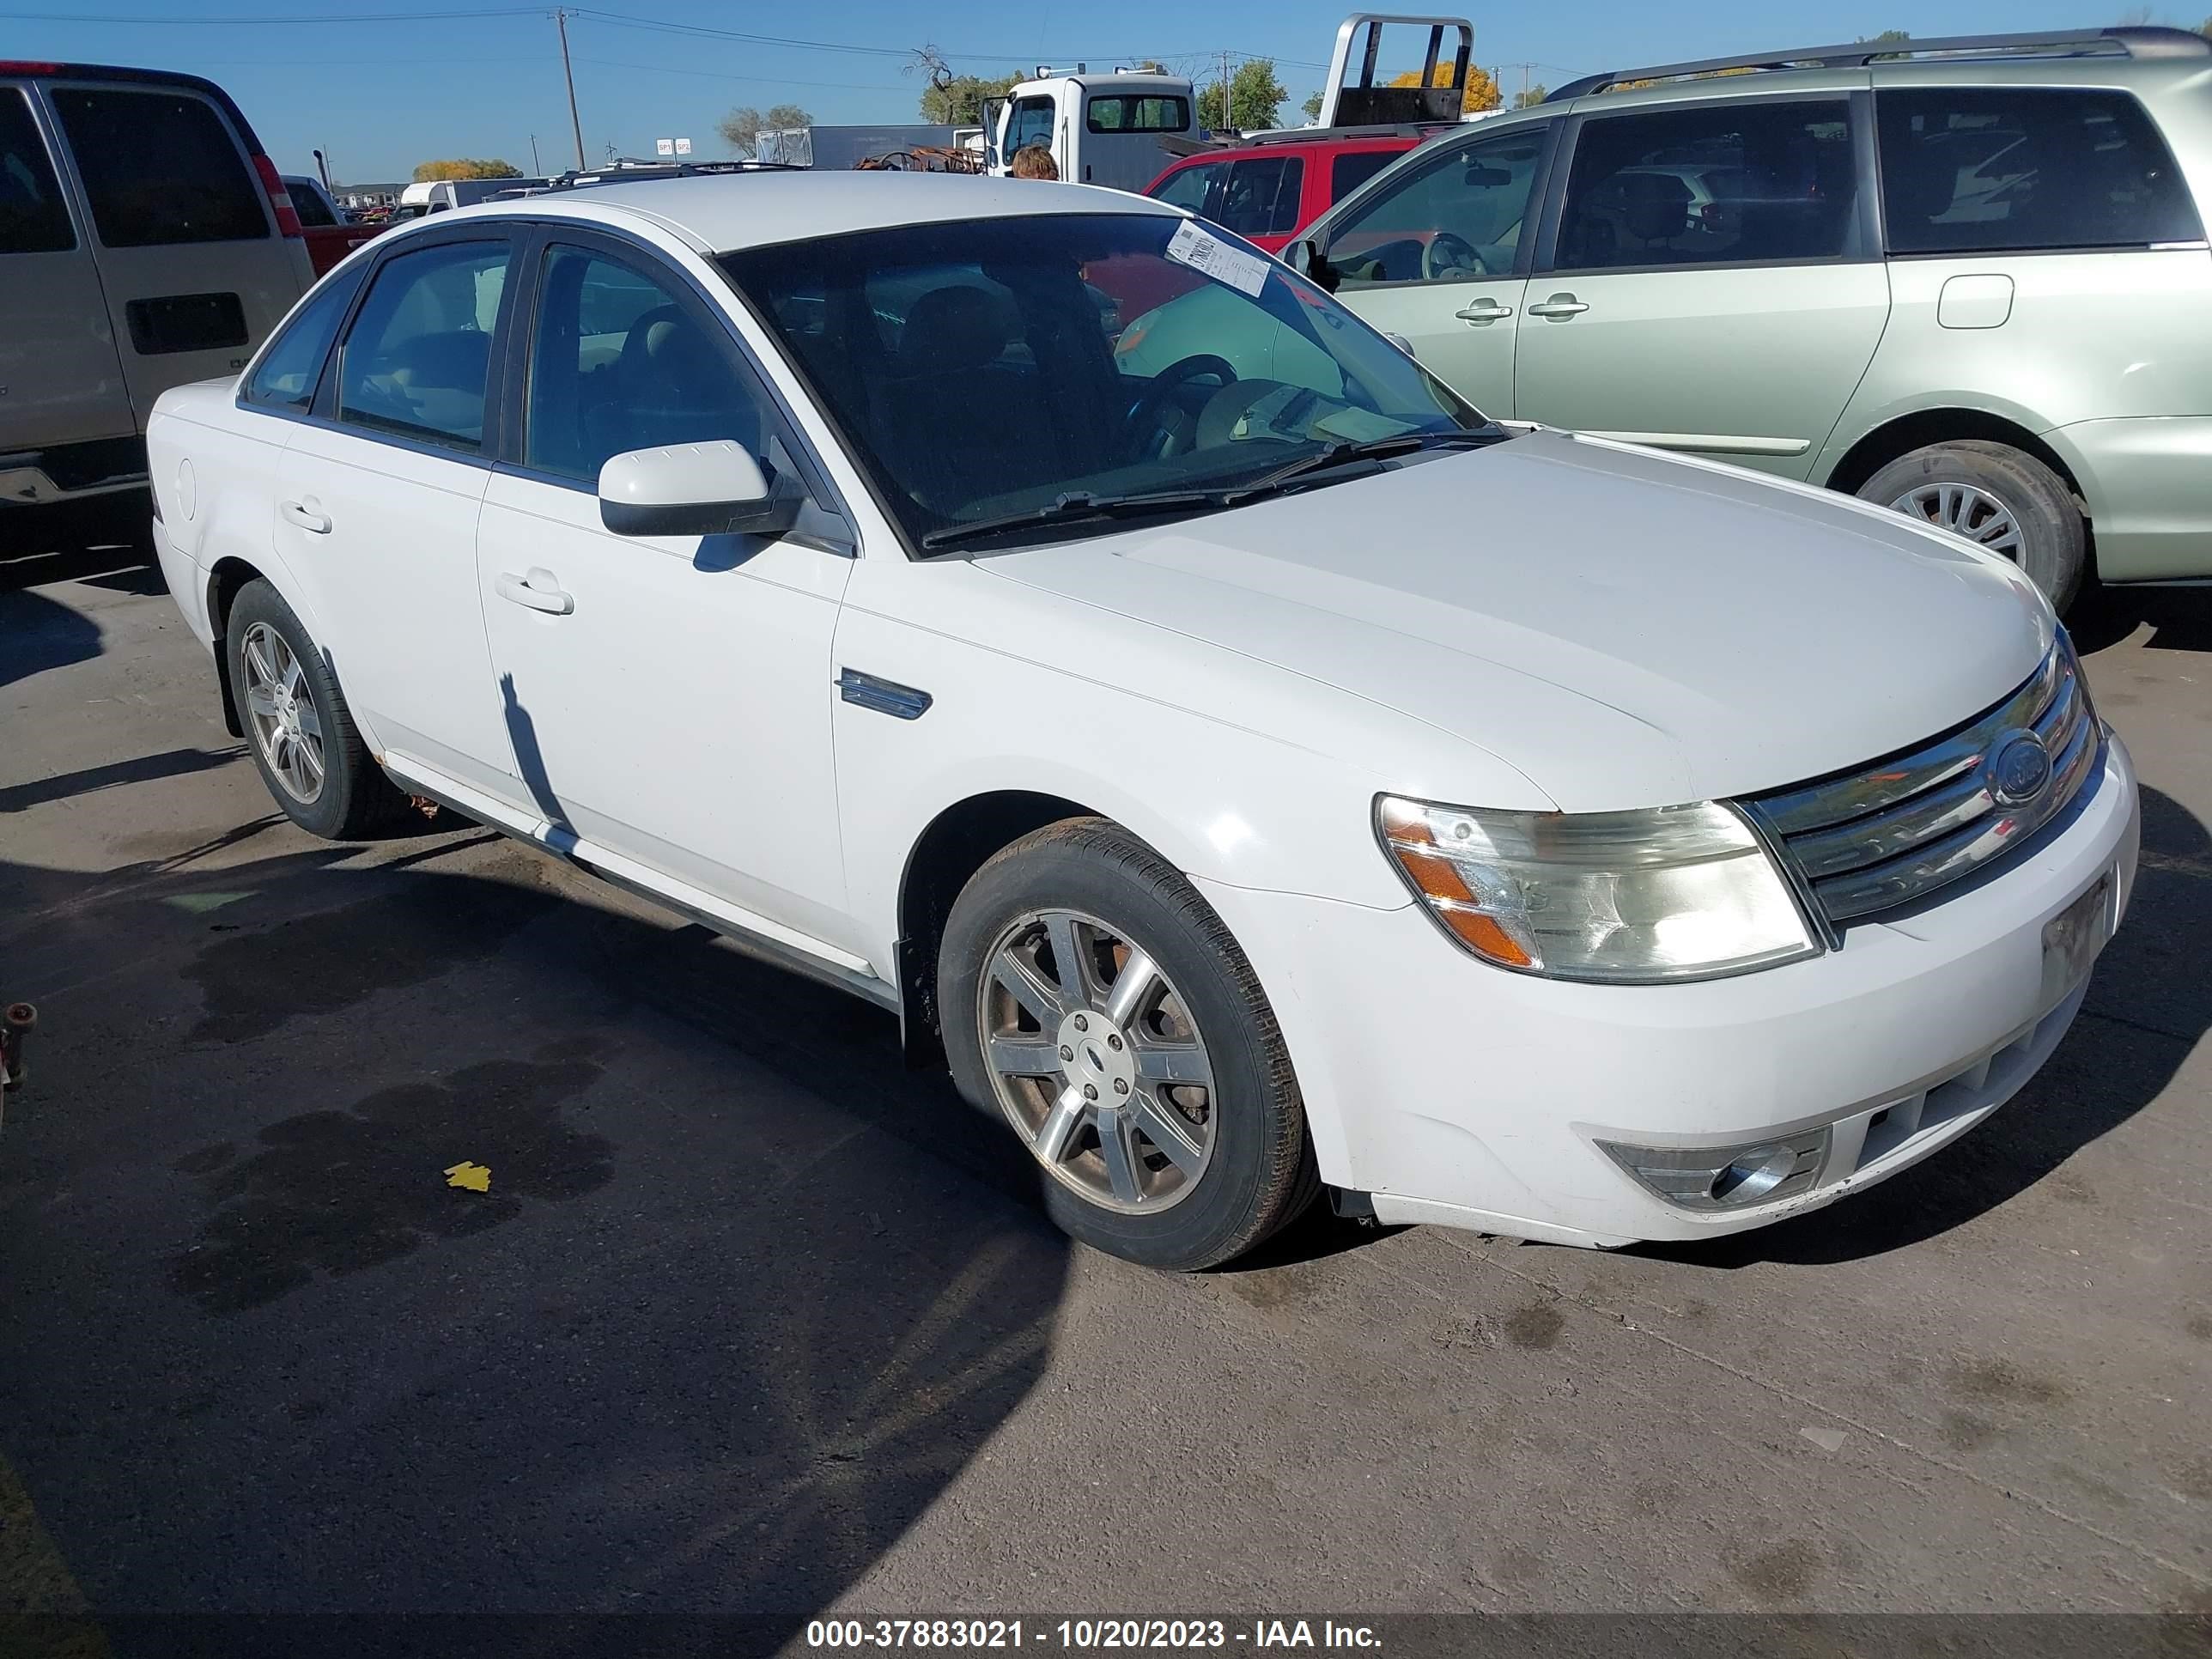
left=939, top=817, right=1319, bottom=1269
left=1860, top=440, right=2087, bottom=614
left=224, top=578, right=420, bottom=841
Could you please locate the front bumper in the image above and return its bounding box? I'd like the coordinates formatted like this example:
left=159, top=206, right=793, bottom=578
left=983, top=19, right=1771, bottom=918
left=1200, top=735, right=2141, bottom=1248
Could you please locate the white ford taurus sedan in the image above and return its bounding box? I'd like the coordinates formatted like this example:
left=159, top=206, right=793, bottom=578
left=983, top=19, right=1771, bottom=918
left=147, top=173, right=2139, bottom=1269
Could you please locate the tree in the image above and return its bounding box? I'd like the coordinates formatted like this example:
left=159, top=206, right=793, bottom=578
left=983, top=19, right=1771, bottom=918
left=1856, top=27, right=1911, bottom=61
left=1386, top=61, right=1501, bottom=115
left=1197, top=57, right=1288, bottom=131
left=1513, top=84, right=1548, bottom=108
left=720, top=103, right=811, bottom=156
left=412, top=158, right=521, bottom=182
left=2199, top=15, right=2211, bottom=36
left=908, top=44, right=1024, bottom=126
left=1301, top=89, right=1323, bottom=122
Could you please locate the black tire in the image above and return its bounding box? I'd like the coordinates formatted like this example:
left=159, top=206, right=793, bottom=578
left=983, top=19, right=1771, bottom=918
left=1859, top=440, right=2087, bottom=614
left=224, top=578, right=418, bottom=840
left=939, top=817, right=1320, bottom=1271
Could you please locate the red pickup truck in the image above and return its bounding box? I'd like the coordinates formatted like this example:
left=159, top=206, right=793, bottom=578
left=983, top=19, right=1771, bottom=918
left=1143, top=129, right=1431, bottom=252
left=282, top=174, right=381, bottom=276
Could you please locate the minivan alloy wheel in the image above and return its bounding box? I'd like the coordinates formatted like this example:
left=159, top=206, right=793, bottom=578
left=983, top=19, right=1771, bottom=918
left=1889, top=480, right=2023, bottom=559
left=240, top=620, right=325, bottom=804
left=979, top=907, right=1217, bottom=1213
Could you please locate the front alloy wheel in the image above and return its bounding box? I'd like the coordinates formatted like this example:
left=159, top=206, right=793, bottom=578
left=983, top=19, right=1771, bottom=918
left=980, top=908, right=1217, bottom=1213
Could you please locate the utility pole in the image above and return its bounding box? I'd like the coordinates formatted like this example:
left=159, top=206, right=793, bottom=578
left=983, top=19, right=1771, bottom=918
left=555, top=9, right=586, bottom=169
left=529, top=133, right=541, bottom=174
left=1219, top=48, right=1231, bottom=129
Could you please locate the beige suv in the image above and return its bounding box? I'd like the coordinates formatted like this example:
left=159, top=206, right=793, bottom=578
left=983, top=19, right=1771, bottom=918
left=1291, top=26, right=2212, bottom=611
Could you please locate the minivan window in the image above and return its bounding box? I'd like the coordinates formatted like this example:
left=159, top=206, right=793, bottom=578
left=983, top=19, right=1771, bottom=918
left=1876, top=88, right=2203, bottom=255
left=243, top=264, right=366, bottom=410
left=48, top=86, right=268, bottom=247
left=525, top=246, right=769, bottom=483
left=0, top=87, right=73, bottom=253
left=1557, top=100, right=1857, bottom=270
left=1322, top=128, right=1546, bottom=286
left=336, top=240, right=510, bottom=453
left=1086, top=95, right=1189, bottom=134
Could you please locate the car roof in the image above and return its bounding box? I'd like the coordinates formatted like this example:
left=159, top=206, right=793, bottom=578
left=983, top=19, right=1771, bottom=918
left=445, top=171, right=1182, bottom=252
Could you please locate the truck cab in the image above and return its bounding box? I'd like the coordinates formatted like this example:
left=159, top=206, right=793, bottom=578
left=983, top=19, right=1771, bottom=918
left=990, top=69, right=1194, bottom=191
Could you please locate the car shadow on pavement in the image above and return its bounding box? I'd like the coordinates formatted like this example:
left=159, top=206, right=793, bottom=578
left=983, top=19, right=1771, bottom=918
left=1, top=494, right=162, bottom=597
left=1650, top=782, right=2210, bottom=1269
left=2065, top=580, right=2212, bottom=656
left=0, top=834, right=1068, bottom=1650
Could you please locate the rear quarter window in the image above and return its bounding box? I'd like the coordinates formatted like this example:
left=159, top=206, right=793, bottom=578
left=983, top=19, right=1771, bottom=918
left=0, top=86, right=74, bottom=253
left=1877, top=87, right=2203, bottom=254
left=50, top=85, right=268, bottom=247
left=243, top=264, right=366, bottom=410
left=1086, top=95, right=1190, bottom=134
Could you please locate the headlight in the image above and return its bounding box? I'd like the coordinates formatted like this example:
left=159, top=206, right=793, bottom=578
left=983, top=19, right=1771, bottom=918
left=1375, top=795, right=1819, bottom=983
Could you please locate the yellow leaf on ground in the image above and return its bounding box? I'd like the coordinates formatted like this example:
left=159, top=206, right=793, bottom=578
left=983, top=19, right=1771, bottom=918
left=444, top=1161, right=491, bottom=1192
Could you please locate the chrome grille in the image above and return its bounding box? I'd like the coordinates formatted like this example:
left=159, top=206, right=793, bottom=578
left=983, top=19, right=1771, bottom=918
left=1742, top=637, right=2101, bottom=927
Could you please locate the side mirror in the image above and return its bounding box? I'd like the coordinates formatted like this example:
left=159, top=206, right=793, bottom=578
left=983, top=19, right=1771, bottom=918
left=1383, top=332, right=1416, bottom=356
left=598, top=440, right=797, bottom=539
left=1279, top=237, right=1340, bottom=293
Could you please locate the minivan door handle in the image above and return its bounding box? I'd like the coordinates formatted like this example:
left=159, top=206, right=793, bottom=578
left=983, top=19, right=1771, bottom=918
left=496, top=568, right=574, bottom=616
left=1454, top=300, right=1515, bottom=324
left=1528, top=294, right=1589, bottom=319
left=279, top=500, right=331, bottom=534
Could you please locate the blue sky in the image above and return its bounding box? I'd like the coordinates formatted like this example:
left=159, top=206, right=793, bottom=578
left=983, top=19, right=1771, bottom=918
left=4, top=0, right=2194, bottom=184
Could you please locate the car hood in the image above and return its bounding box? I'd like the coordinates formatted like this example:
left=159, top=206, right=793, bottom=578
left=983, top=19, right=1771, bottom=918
left=985, top=429, right=2056, bottom=811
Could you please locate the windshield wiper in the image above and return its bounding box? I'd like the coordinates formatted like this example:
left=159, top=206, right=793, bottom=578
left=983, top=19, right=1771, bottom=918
left=919, top=489, right=1220, bottom=550
left=1221, top=428, right=1505, bottom=506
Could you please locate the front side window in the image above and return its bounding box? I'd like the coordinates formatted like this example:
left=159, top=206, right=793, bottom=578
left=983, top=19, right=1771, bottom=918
left=243, top=264, right=366, bottom=410
left=1215, top=156, right=1304, bottom=238
left=1876, top=87, right=2202, bottom=255
left=1004, top=97, right=1055, bottom=157
left=1322, top=127, right=1547, bottom=286
left=336, top=240, right=509, bottom=452
left=1150, top=159, right=1222, bottom=215
left=524, top=245, right=772, bottom=483
left=1086, top=95, right=1190, bottom=134
left=1556, top=100, right=1858, bottom=271
left=49, top=86, right=267, bottom=247
left=0, top=88, right=73, bottom=254
left=721, top=212, right=1487, bottom=551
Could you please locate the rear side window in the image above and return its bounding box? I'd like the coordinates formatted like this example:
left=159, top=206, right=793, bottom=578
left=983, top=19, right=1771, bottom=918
left=1214, top=156, right=1304, bottom=237
left=1557, top=100, right=1859, bottom=270
left=243, top=264, right=365, bottom=410
left=337, top=240, right=510, bottom=452
left=0, top=87, right=73, bottom=253
left=1877, top=88, right=2202, bottom=255
left=1086, top=95, right=1190, bottom=134
left=49, top=86, right=268, bottom=247
left=1329, top=149, right=1398, bottom=204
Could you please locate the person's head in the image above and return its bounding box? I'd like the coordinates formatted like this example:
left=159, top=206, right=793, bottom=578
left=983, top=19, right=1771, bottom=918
left=1009, top=143, right=1058, bottom=180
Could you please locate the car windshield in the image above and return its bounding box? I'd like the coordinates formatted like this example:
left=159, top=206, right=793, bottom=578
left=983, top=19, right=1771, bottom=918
left=718, top=211, right=1492, bottom=550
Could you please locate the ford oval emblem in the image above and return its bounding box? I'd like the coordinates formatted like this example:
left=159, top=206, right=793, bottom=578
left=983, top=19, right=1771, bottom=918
left=1989, top=732, right=2053, bottom=806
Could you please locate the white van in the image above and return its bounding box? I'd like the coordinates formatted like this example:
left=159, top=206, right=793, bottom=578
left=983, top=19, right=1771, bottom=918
left=991, top=69, right=1194, bottom=191
left=0, top=60, right=313, bottom=507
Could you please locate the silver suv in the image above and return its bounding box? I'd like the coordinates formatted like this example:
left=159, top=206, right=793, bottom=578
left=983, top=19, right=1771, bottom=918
left=1291, top=27, right=2212, bottom=612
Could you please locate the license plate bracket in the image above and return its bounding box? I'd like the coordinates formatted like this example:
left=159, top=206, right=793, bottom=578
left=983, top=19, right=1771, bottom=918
left=2040, top=869, right=2114, bottom=1009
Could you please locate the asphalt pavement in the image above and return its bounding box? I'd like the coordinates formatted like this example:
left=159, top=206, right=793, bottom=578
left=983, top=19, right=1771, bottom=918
left=2, top=499, right=2208, bottom=1647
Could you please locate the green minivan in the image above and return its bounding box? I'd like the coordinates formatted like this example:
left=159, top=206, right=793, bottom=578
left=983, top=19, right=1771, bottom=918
left=1287, top=26, right=2212, bottom=612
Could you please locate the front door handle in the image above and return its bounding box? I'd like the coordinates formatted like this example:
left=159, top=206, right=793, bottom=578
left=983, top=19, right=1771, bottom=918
left=495, top=568, right=574, bottom=616
left=1455, top=300, right=1514, bottom=324
left=279, top=499, right=331, bottom=534
left=1528, top=294, right=1589, bottom=319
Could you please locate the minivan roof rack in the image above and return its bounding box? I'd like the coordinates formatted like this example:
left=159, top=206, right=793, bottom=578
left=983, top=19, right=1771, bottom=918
left=1547, top=25, right=2211, bottom=101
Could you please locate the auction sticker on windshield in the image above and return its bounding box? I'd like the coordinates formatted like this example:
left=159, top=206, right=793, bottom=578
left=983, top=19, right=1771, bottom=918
left=1165, top=218, right=1271, bottom=297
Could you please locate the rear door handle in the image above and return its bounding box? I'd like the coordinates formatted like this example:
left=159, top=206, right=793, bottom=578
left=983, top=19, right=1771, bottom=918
left=1454, top=300, right=1514, bottom=324
left=1528, top=295, right=1589, bottom=319
left=279, top=500, right=331, bottom=534
left=495, top=568, right=574, bottom=616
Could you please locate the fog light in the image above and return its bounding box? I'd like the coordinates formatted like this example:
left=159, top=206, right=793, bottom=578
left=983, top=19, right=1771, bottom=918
left=1598, top=1127, right=1830, bottom=1212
